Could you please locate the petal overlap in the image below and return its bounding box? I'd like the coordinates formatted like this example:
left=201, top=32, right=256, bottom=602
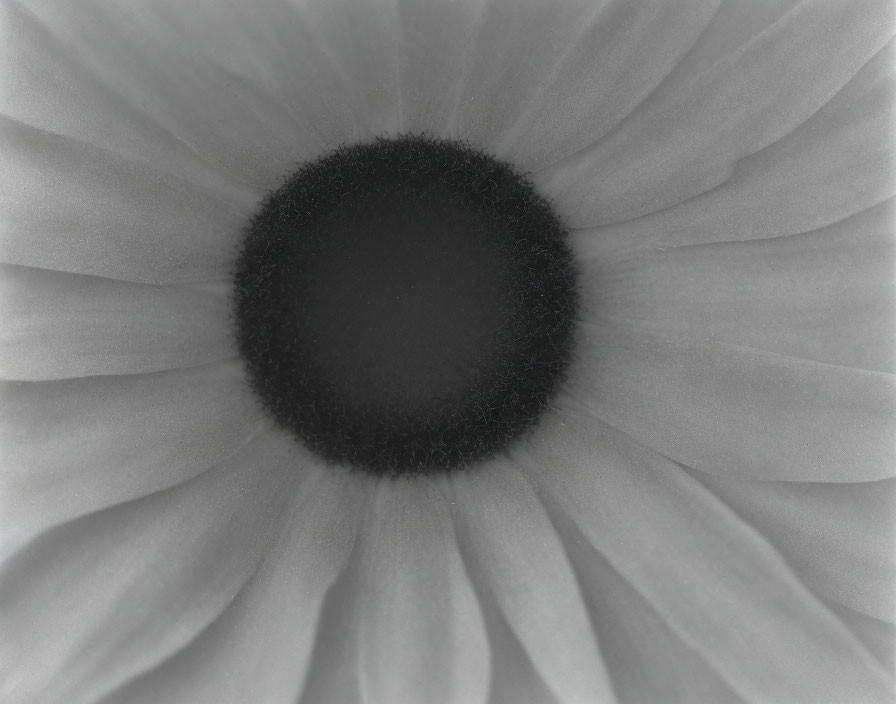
left=515, top=403, right=894, bottom=703
left=687, top=469, right=896, bottom=622
left=355, top=480, right=491, bottom=704
left=97, top=461, right=366, bottom=704
left=0, top=264, right=234, bottom=379
left=582, top=199, right=896, bottom=373
left=0, top=362, right=264, bottom=540
left=572, top=36, right=896, bottom=255
left=540, top=0, right=894, bottom=227
left=572, top=323, right=896, bottom=482
left=12, top=0, right=359, bottom=190
left=0, top=115, right=255, bottom=284
left=0, top=433, right=301, bottom=704
left=448, top=461, right=616, bottom=704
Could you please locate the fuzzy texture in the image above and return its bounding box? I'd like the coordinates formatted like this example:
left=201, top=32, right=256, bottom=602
left=234, top=135, right=579, bottom=475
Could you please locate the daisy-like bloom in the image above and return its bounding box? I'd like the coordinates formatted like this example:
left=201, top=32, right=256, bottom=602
left=1, top=0, right=895, bottom=702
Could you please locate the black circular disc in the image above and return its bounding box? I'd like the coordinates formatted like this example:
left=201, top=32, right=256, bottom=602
left=234, top=135, right=578, bottom=476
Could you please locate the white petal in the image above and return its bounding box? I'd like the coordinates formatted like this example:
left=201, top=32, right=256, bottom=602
left=0, top=361, right=264, bottom=540
left=515, top=404, right=894, bottom=702
left=448, top=461, right=616, bottom=704
left=581, top=199, right=896, bottom=373
left=391, top=0, right=482, bottom=136
left=558, top=516, right=744, bottom=704
left=687, top=470, right=896, bottom=622
left=539, top=0, right=894, bottom=226
left=0, top=432, right=301, bottom=704
left=356, top=479, right=490, bottom=704
left=824, top=601, right=896, bottom=672
left=0, top=265, right=234, bottom=379
left=573, top=36, right=896, bottom=253
left=99, top=462, right=367, bottom=704
left=0, top=1, right=254, bottom=194
left=493, top=0, right=720, bottom=170
left=0, top=115, right=255, bottom=284
left=13, top=0, right=360, bottom=190
left=288, top=0, right=404, bottom=138
left=571, top=323, right=896, bottom=482
left=443, top=0, right=631, bottom=149
left=474, top=601, right=563, bottom=704
left=294, top=536, right=366, bottom=704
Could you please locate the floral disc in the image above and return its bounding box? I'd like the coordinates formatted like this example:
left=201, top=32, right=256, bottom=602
left=234, top=135, right=578, bottom=475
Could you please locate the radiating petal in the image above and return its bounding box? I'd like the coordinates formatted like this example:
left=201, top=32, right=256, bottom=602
left=356, top=480, right=490, bottom=704
left=0, top=361, right=264, bottom=540
left=476, top=599, right=561, bottom=704
left=0, top=431, right=301, bottom=704
left=393, top=0, right=481, bottom=135
left=572, top=323, right=896, bottom=482
left=581, top=199, right=896, bottom=373
left=493, top=0, right=720, bottom=170
left=540, top=0, right=894, bottom=227
left=515, top=404, right=894, bottom=702
left=0, top=265, right=233, bottom=379
left=288, top=0, right=403, bottom=138
left=11, top=0, right=361, bottom=190
left=448, top=460, right=616, bottom=704
left=0, top=116, right=255, bottom=284
left=570, top=35, right=896, bottom=243
left=443, top=0, right=635, bottom=149
left=555, top=512, right=744, bottom=704
left=0, top=0, right=256, bottom=195
left=824, top=600, right=896, bottom=672
left=98, top=462, right=366, bottom=704
left=687, top=469, right=896, bottom=622
left=293, top=549, right=365, bottom=704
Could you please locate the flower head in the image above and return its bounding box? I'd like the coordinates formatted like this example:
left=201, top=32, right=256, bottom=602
left=1, top=1, right=894, bottom=703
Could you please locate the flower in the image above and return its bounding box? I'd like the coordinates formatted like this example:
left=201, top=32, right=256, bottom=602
left=1, top=0, right=894, bottom=703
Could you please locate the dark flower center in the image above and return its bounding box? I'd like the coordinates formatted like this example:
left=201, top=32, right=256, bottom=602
left=234, top=135, right=578, bottom=476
